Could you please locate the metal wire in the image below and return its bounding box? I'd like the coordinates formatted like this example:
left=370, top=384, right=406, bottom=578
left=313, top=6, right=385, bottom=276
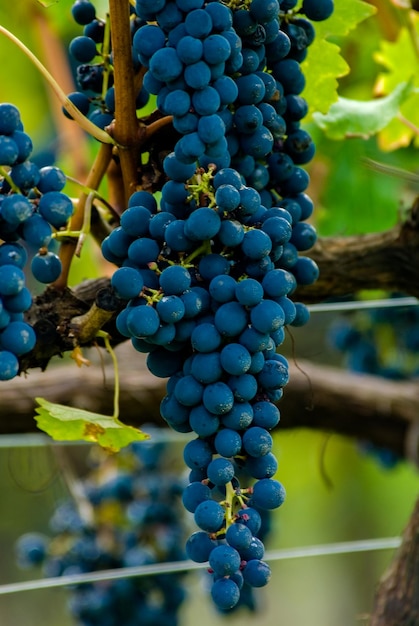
left=308, top=296, right=418, bottom=314
left=0, top=537, right=401, bottom=596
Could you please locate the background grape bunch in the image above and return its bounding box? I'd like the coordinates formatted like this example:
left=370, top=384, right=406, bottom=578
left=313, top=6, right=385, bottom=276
left=3, top=0, right=335, bottom=615
left=16, top=440, right=189, bottom=626
left=0, top=103, right=74, bottom=381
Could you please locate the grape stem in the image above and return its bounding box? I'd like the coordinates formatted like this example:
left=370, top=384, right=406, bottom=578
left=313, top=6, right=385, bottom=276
left=0, top=166, right=20, bottom=193
left=98, top=331, right=120, bottom=420
left=182, top=240, right=213, bottom=265
left=53, top=142, right=114, bottom=290
left=0, top=26, right=116, bottom=145
left=144, top=115, right=174, bottom=140
left=53, top=191, right=95, bottom=258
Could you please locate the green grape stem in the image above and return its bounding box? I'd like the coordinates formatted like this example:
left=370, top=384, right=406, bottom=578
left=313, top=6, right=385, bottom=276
left=0, top=26, right=116, bottom=145
left=98, top=331, right=120, bottom=420
left=0, top=166, right=20, bottom=193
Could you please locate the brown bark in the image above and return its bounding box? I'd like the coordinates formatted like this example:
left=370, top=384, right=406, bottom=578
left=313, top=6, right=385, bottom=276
left=297, top=202, right=419, bottom=303
left=3, top=347, right=419, bottom=463
left=370, top=495, right=419, bottom=626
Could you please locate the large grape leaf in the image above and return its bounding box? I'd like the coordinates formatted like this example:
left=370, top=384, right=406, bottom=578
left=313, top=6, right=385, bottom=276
left=373, top=20, right=419, bottom=150
left=312, top=81, right=415, bottom=140
left=301, top=0, right=377, bottom=118
left=34, top=398, right=150, bottom=452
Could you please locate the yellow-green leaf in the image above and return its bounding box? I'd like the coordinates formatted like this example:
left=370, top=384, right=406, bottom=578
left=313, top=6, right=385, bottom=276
left=301, top=39, right=349, bottom=116
left=312, top=81, right=415, bottom=140
left=374, top=27, right=419, bottom=93
left=301, top=0, right=377, bottom=118
left=34, top=398, right=150, bottom=452
left=312, top=0, right=377, bottom=39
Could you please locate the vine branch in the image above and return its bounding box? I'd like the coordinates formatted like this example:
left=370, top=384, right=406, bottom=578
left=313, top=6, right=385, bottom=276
left=108, top=0, right=140, bottom=204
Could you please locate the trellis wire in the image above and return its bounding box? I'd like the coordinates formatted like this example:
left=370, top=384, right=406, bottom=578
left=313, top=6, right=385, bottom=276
left=307, top=296, right=418, bottom=313
left=0, top=537, right=401, bottom=596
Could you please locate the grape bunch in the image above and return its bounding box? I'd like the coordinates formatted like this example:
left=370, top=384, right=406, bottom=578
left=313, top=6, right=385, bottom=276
left=329, top=297, right=419, bottom=380
left=15, top=440, right=188, bottom=626
left=0, top=103, right=74, bottom=380
left=91, top=0, right=334, bottom=610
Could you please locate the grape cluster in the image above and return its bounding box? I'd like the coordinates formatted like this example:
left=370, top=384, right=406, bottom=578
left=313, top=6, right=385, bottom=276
left=329, top=297, right=419, bottom=380
left=15, top=440, right=188, bottom=626
left=328, top=296, right=419, bottom=468
left=66, top=1, right=150, bottom=129
left=94, top=0, right=334, bottom=610
left=0, top=103, right=74, bottom=380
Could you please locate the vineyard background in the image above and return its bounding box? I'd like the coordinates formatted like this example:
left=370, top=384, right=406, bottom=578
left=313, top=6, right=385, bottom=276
left=0, top=0, right=419, bottom=624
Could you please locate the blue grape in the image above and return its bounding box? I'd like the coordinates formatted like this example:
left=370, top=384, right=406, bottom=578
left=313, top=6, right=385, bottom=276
left=186, top=531, right=217, bottom=562
left=235, top=508, right=262, bottom=535
left=128, top=237, right=160, bottom=265
left=22, top=213, right=52, bottom=248
left=245, top=452, right=278, bottom=479
left=220, top=343, right=252, bottom=376
left=250, top=478, right=286, bottom=510
left=0, top=264, right=26, bottom=295
left=183, top=438, right=213, bottom=469
left=10, top=161, right=40, bottom=190
left=209, top=544, right=241, bottom=576
left=0, top=350, right=19, bottom=380
left=31, top=251, right=62, bottom=284
left=221, top=402, right=253, bottom=430
left=226, top=522, right=253, bottom=551
left=184, top=207, right=221, bottom=241
left=0, top=320, right=36, bottom=356
left=211, top=578, right=240, bottom=610
left=127, top=305, right=160, bottom=337
left=252, top=401, right=280, bottom=429
left=194, top=500, right=225, bottom=532
left=202, top=381, right=234, bottom=415
left=0, top=103, right=21, bottom=134
left=0, top=136, right=19, bottom=165
left=242, top=426, right=273, bottom=458
left=182, top=482, right=212, bottom=513
left=190, top=322, right=221, bottom=352
left=228, top=373, right=258, bottom=402
left=1, top=194, right=33, bottom=228
left=302, top=0, right=334, bottom=21
left=38, top=191, right=74, bottom=229
left=235, top=278, right=264, bottom=306
left=71, top=1, right=96, bottom=25
left=111, top=267, right=144, bottom=300
left=206, top=457, right=235, bottom=486
left=214, top=428, right=242, bottom=457
left=120, top=205, right=151, bottom=237
left=208, top=274, right=237, bottom=303
left=69, top=35, right=97, bottom=63
left=242, top=560, right=271, bottom=587
left=37, top=166, right=66, bottom=193
left=174, top=374, right=203, bottom=406
left=189, top=405, right=220, bottom=436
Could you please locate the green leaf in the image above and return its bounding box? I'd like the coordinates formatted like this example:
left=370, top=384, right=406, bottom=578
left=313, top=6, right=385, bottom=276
left=301, top=0, right=377, bottom=117
left=311, top=0, right=377, bottom=39
left=312, top=81, right=415, bottom=140
left=34, top=398, right=150, bottom=452
left=374, top=27, right=418, bottom=91
left=373, top=22, right=419, bottom=149
left=301, top=39, right=349, bottom=117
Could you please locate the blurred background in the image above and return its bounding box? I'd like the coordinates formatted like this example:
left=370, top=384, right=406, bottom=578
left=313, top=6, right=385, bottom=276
left=0, top=0, right=418, bottom=624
